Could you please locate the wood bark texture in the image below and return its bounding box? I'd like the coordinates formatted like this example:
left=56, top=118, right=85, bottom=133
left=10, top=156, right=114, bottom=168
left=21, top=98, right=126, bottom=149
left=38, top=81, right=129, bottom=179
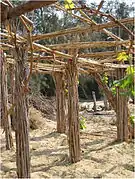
left=1, top=51, right=13, bottom=150
left=116, top=68, right=129, bottom=141
left=67, top=50, right=81, bottom=163
left=10, top=65, right=16, bottom=131
left=14, top=45, right=30, bottom=178
left=54, top=72, right=66, bottom=133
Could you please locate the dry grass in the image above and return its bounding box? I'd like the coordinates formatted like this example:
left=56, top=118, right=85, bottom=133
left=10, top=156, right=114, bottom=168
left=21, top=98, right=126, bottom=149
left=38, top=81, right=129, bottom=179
left=29, top=106, right=45, bottom=130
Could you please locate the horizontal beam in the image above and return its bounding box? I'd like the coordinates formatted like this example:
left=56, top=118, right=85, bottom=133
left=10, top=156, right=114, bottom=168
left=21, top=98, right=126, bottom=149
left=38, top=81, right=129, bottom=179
left=45, top=40, right=130, bottom=50
left=79, top=50, right=127, bottom=58
left=2, top=31, right=132, bottom=72
left=32, top=17, right=134, bottom=41
left=1, top=0, right=57, bottom=22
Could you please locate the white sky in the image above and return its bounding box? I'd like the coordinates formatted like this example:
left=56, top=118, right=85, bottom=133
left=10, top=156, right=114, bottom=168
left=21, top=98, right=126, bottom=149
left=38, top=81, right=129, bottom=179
left=86, top=0, right=135, bottom=5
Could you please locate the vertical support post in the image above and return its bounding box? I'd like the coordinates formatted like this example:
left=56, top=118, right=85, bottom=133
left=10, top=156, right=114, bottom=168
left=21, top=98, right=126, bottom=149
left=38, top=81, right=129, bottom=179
left=67, top=49, right=80, bottom=163
left=14, top=45, right=30, bottom=178
left=10, top=64, right=16, bottom=131
left=103, top=93, right=109, bottom=110
left=116, top=68, right=129, bottom=141
left=93, top=73, right=116, bottom=111
left=54, top=72, right=66, bottom=133
left=1, top=51, right=13, bottom=150
left=92, top=91, right=97, bottom=112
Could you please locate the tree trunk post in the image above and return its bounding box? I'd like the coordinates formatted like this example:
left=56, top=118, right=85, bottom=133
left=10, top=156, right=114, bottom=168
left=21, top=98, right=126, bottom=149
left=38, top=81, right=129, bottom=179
left=54, top=72, right=66, bottom=133
left=66, top=49, right=81, bottom=163
left=14, top=45, right=30, bottom=178
left=92, top=91, right=97, bottom=112
left=116, top=68, right=129, bottom=142
left=1, top=51, right=13, bottom=150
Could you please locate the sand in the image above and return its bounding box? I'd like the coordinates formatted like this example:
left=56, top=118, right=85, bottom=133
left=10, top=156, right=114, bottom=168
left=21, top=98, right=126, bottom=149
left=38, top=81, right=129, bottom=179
left=1, top=101, right=134, bottom=178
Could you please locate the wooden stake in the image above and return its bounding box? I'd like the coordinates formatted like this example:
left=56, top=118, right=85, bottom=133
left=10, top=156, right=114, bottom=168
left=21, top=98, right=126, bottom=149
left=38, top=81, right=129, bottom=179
left=92, top=91, right=97, bottom=112
left=103, top=93, right=109, bottom=111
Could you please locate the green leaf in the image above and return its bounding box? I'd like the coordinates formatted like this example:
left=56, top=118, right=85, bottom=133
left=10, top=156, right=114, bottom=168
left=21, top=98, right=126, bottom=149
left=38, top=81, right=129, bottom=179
left=126, top=66, right=135, bottom=75
left=117, top=52, right=129, bottom=62
left=131, top=90, right=135, bottom=96
left=102, top=73, right=108, bottom=84
left=64, top=0, right=75, bottom=9
left=80, top=116, right=86, bottom=130
left=130, top=115, right=135, bottom=125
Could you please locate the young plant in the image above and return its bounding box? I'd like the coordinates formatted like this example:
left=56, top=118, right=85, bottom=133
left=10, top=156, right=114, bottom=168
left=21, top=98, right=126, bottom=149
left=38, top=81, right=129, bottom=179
left=80, top=115, right=86, bottom=130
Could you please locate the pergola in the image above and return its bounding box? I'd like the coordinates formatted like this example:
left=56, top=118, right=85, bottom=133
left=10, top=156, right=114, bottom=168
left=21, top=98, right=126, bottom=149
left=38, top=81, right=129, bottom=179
left=1, top=0, right=134, bottom=178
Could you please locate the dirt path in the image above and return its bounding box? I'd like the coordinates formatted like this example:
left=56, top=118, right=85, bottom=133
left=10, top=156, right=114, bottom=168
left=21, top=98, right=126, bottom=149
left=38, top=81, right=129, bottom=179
left=1, top=103, right=134, bottom=178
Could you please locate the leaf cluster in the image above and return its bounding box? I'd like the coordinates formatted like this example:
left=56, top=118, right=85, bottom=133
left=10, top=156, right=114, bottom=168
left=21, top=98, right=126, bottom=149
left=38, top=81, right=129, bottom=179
left=112, top=66, right=135, bottom=97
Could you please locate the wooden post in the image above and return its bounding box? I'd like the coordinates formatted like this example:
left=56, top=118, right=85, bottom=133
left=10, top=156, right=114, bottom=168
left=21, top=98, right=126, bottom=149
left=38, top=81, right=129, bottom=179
left=10, top=64, right=16, bottom=131
left=103, top=93, right=109, bottom=110
left=92, top=91, right=97, bottom=112
left=14, top=45, right=30, bottom=178
left=1, top=51, right=13, bottom=150
left=116, top=68, right=129, bottom=141
left=54, top=72, right=66, bottom=133
left=66, top=49, right=81, bottom=163
left=93, top=73, right=116, bottom=111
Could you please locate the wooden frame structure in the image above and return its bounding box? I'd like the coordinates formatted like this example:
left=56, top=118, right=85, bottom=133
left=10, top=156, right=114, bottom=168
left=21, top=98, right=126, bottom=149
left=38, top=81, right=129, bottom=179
left=0, top=0, right=134, bottom=178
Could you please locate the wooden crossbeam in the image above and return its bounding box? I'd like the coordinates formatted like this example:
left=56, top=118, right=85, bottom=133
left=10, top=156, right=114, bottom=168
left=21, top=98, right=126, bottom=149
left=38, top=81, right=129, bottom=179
left=1, top=0, right=57, bottom=22
left=32, top=17, right=134, bottom=41
left=1, top=31, right=133, bottom=73
left=45, top=40, right=130, bottom=50
left=79, top=50, right=127, bottom=58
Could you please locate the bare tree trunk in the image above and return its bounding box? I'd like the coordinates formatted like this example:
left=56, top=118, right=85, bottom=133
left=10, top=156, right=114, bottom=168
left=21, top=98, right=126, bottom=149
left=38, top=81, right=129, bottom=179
left=67, top=49, right=80, bottom=163
left=14, top=45, right=30, bottom=178
left=1, top=52, right=13, bottom=150
left=54, top=72, right=66, bottom=133
left=92, top=91, right=97, bottom=112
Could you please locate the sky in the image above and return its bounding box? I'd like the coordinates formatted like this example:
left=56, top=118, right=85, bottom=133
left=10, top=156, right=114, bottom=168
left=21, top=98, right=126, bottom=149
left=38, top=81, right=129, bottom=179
left=86, top=0, right=135, bottom=5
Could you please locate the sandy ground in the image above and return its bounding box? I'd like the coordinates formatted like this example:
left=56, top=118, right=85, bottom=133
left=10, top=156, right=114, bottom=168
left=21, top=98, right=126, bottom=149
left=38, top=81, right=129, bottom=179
left=0, top=101, right=134, bottom=178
